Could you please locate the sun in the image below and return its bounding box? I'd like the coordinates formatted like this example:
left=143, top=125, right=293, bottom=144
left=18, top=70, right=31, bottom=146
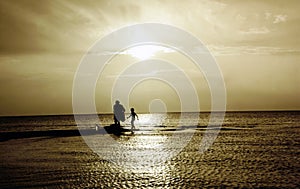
left=126, top=45, right=172, bottom=60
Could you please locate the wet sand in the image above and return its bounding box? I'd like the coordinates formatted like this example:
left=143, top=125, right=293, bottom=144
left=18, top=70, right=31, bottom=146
left=0, top=112, right=299, bottom=188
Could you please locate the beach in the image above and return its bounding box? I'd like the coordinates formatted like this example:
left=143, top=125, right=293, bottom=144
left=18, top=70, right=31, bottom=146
left=0, top=111, right=299, bottom=188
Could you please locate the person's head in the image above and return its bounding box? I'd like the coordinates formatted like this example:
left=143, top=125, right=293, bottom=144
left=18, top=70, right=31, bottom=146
left=130, top=108, right=134, bottom=112
left=115, top=100, right=120, bottom=104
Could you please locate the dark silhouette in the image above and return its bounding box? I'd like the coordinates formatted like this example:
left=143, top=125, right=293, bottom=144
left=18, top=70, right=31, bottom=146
left=127, top=108, right=139, bottom=132
left=0, top=129, right=99, bottom=142
left=104, top=124, right=131, bottom=136
left=113, top=100, right=125, bottom=126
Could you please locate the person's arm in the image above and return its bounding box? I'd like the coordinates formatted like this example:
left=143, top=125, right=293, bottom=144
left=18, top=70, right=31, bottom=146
left=136, top=114, right=139, bottom=120
left=127, top=114, right=132, bottom=119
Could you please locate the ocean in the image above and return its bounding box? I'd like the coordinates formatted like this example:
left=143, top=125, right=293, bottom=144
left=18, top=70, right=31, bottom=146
left=0, top=111, right=299, bottom=188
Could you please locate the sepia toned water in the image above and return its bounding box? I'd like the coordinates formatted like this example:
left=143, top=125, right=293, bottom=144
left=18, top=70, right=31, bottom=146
left=0, top=112, right=299, bottom=188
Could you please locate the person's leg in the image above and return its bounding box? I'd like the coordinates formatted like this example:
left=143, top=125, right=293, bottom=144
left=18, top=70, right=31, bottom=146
left=114, top=115, right=120, bottom=126
left=114, top=115, right=117, bottom=125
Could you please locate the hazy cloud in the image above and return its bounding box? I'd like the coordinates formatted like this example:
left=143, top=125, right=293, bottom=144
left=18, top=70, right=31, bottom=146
left=208, top=45, right=300, bottom=56
left=240, top=27, right=270, bottom=35
left=273, top=14, right=288, bottom=24
left=0, top=0, right=141, bottom=54
left=104, top=69, right=182, bottom=79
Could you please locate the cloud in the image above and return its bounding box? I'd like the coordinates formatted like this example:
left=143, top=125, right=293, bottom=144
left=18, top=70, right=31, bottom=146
left=273, top=14, right=288, bottom=24
left=0, top=0, right=141, bottom=55
left=88, top=45, right=176, bottom=57
left=264, top=12, right=288, bottom=24
left=104, top=68, right=184, bottom=79
left=208, top=45, right=300, bottom=56
left=240, top=27, right=270, bottom=35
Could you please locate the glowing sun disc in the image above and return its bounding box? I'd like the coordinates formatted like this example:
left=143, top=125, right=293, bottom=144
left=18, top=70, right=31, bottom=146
left=126, top=45, right=172, bottom=60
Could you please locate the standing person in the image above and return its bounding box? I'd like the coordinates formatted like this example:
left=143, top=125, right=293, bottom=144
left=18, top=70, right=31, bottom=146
left=127, top=108, right=139, bottom=132
left=113, top=100, right=125, bottom=126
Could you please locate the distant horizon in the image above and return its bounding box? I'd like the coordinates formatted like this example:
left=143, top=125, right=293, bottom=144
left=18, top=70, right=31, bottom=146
left=0, top=109, right=299, bottom=118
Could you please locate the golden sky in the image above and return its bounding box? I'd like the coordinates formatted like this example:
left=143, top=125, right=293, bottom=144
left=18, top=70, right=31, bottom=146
left=0, top=0, right=299, bottom=115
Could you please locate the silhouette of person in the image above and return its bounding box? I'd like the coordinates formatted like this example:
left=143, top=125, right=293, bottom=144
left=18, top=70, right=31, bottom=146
left=113, top=100, right=125, bottom=126
left=127, top=108, right=139, bottom=132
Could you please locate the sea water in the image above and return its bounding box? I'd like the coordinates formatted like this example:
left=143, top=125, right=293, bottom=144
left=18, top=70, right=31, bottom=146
left=0, top=112, right=299, bottom=188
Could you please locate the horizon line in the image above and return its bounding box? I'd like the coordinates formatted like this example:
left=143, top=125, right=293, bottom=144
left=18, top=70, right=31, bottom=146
left=0, top=109, right=299, bottom=118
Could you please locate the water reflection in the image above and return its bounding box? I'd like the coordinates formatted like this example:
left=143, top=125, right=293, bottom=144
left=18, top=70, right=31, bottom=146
left=78, top=113, right=199, bottom=188
left=120, top=134, right=173, bottom=183
left=135, top=113, right=167, bottom=127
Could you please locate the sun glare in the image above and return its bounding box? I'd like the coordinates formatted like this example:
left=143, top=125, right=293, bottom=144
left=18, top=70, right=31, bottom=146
left=126, top=45, right=172, bottom=60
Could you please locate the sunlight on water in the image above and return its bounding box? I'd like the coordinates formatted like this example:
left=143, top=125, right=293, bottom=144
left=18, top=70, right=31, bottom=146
left=135, top=114, right=152, bottom=125
left=1, top=112, right=299, bottom=188
left=130, top=135, right=168, bottom=149
left=135, top=113, right=167, bottom=127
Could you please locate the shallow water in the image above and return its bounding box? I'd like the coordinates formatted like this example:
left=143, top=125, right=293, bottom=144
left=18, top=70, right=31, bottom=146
left=0, top=112, right=299, bottom=188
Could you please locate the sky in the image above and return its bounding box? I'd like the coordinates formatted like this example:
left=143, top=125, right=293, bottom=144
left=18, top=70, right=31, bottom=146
left=0, top=0, right=299, bottom=116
